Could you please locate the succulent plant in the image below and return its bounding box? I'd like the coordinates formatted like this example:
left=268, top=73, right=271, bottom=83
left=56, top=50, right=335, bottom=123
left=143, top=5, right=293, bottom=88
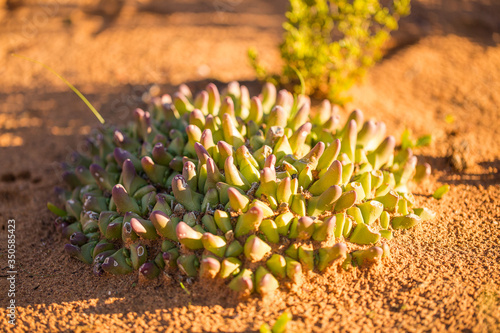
left=49, top=81, right=434, bottom=297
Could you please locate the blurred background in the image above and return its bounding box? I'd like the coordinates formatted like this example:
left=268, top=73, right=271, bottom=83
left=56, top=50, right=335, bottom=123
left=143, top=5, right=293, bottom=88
left=1, top=0, right=499, bottom=166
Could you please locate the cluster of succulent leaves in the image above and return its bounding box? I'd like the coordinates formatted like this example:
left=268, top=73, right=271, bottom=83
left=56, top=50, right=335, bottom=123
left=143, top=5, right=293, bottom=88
left=249, top=0, right=410, bottom=103
left=51, top=81, right=435, bottom=297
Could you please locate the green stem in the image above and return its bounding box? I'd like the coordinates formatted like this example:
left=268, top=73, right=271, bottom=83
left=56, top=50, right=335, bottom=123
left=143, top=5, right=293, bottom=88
left=12, top=53, right=105, bottom=124
left=290, top=65, right=305, bottom=96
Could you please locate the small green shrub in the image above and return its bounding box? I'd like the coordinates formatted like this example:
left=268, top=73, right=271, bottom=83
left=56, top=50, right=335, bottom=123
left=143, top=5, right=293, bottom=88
left=249, top=0, right=410, bottom=103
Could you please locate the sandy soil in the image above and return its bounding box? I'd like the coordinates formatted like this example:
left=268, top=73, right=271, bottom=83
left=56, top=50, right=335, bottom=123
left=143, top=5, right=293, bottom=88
left=0, top=0, right=499, bottom=332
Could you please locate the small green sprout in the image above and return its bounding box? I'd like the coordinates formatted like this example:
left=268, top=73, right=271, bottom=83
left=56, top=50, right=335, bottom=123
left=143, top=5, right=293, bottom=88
left=433, top=184, right=450, bottom=200
left=179, top=282, right=191, bottom=296
left=401, top=128, right=432, bottom=150
left=47, top=202, right=67, bottom=217
left=260, top=311, right=292, bottom=333
left=445, top=114, right=456, bottom=124
left=416, top=134, right=433, bottom=147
